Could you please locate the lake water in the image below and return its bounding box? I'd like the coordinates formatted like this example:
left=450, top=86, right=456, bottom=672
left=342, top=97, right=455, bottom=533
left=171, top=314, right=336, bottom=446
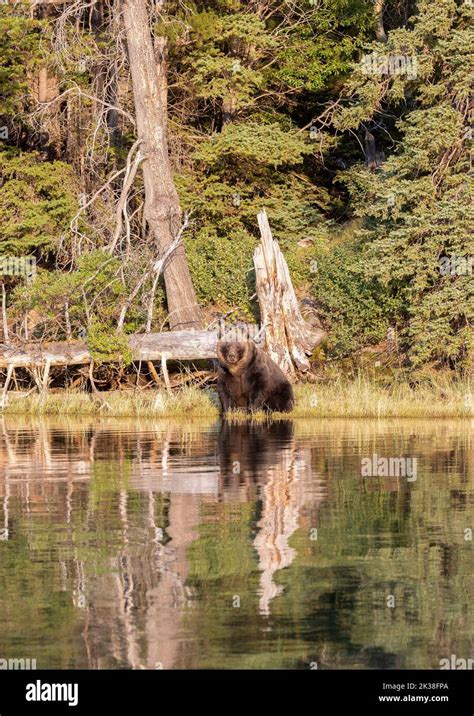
left=0, top=417, right=472, bottom=670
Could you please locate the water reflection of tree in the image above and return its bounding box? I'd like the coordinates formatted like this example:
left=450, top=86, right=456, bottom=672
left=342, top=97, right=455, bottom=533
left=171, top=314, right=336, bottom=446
left=0, top=419, right=221, bottom=668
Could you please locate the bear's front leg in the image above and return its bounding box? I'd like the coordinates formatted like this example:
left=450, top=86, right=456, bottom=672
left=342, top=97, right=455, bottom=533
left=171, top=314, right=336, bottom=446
left=217, top=383, right=231, bottom=412
left=249, top=391, right=267, bottom=411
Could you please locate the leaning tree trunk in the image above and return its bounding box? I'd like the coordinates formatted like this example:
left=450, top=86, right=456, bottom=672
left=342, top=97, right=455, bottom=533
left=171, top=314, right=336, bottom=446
left=254, top=210, right=325, bottom=376
left=121, top=0, right=201, bottom=330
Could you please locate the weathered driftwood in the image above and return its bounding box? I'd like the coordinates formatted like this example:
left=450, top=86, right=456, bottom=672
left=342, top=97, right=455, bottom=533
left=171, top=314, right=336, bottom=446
left=254, top=209, right=325, bottom=375
left=0, top=330, right=219, bottom=369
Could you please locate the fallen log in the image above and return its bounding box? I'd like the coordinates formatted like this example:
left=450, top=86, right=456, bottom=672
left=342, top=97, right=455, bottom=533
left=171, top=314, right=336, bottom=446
left=0, top=330, right=219, bottom=369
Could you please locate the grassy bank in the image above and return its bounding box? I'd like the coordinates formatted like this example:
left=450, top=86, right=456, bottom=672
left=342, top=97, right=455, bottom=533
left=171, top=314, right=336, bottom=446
left=290, top=377, right=472, bottom=419
left=1, top=375, right=472, bottom=418
left=1, top=386, right=220, bottom=418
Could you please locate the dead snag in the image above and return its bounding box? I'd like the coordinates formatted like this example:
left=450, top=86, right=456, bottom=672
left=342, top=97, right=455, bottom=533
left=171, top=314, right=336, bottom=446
left=253, top=209, right=325, bottom=377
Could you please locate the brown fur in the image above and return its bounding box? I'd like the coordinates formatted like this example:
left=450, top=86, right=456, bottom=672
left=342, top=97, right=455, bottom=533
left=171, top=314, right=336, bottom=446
left=216, top=341, right=294, bottom=413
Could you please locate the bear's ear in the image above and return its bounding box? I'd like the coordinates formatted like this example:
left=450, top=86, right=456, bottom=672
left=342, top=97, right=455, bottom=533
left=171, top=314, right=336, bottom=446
left=216, top=342, right=227, bottom=365
left=242, top=341, right=257, bottom=366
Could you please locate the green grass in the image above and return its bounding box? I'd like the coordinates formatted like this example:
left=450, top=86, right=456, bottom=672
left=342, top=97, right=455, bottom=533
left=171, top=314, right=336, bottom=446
left=1, top=374, right=472, bottom=418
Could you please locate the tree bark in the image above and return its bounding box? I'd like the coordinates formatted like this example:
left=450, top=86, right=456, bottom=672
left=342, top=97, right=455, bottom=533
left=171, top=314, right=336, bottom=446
left=254, top=210, right=325, bottom=376
left=1, top=284, right=9, bottom=344
left=374, top=0, right=387, bottom=43
left=38, top=67, right=48, bottom=104
left=121, top=0, right=201, bottom=330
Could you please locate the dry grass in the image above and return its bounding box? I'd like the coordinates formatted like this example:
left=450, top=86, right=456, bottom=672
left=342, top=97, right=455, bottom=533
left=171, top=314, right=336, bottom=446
left=290, top=376, right=473, bottom=419
left=1, top=387, right=220, bottom=418
left=1, top=374, right=472, bottom=418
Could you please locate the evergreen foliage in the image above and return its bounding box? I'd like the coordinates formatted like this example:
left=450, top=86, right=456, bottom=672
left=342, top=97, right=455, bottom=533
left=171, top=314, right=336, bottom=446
left=0, top=0, right=472, bottom=371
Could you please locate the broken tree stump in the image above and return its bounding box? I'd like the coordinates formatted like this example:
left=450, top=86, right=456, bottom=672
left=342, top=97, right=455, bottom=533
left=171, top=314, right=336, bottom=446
left=254, top=209, right=325, bottom=376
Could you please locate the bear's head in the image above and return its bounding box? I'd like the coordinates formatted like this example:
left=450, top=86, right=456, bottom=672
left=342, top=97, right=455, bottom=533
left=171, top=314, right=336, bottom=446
left=216, top=341, right=256, bottom=373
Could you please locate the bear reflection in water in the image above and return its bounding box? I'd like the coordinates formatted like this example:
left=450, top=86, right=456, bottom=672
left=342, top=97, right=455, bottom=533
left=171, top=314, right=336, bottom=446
left=218, top=420, right=326, bottom=615
left=219, top=419, right=295, bottom=489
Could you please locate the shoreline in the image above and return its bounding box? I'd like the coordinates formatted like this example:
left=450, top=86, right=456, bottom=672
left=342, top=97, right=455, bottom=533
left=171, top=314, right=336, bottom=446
left=0, top=380, right=472, bottom=419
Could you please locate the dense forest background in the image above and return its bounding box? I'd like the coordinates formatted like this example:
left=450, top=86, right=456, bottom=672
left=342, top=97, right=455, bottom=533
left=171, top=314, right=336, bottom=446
left=0, top=0, right=472, bottom=374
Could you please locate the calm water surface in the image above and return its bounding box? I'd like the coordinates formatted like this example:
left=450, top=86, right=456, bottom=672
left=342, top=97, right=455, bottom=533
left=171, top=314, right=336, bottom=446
left=0, top=417, right=472, bottom=669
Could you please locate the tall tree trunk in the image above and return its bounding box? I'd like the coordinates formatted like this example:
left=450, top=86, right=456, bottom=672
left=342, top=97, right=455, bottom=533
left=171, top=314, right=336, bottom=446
left=121, top=0, right=201, bottom=330
left=374, top=0, right=387, bottom=43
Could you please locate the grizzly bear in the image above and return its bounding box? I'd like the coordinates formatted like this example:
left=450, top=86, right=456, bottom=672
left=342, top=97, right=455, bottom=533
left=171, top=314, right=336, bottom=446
left=216, top=341, right=294, bottom=413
